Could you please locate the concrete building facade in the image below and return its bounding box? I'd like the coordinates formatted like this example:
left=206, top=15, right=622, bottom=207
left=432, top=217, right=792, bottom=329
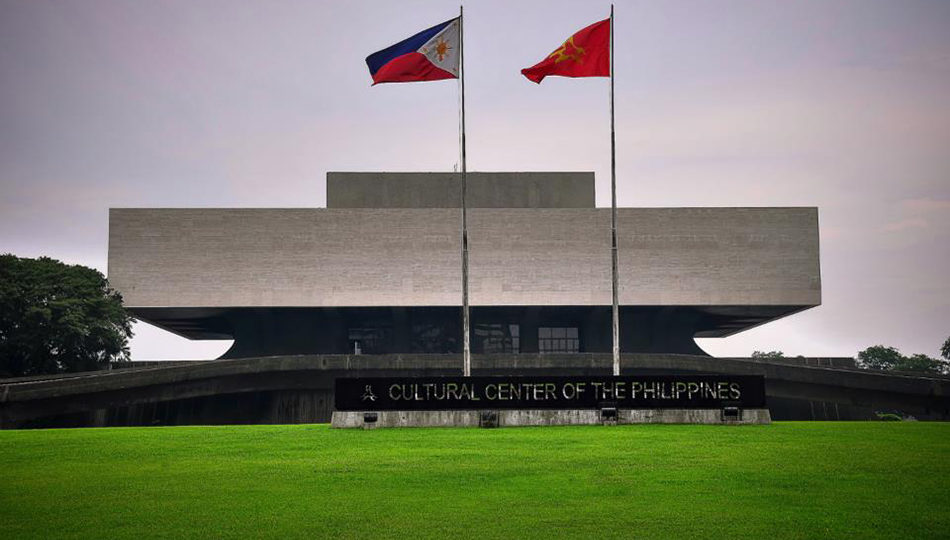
left=108, top=172, right=821, bottom=358
left=8, top=178, right=949, bottom=428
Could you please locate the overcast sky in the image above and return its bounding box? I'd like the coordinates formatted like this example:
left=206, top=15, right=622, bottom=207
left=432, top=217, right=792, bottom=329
left=1, top=0, right=948, bottom=360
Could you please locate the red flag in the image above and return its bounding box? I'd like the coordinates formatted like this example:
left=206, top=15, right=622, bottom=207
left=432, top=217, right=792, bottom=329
left=521, top=19, right=610, bottom=84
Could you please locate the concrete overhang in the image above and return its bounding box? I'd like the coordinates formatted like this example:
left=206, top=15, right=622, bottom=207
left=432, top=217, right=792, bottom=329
left=108, top=172, right=821, bottom=342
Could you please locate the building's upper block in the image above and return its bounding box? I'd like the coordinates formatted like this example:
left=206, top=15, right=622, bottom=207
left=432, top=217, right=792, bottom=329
left=108, top=206, right=820, bottom=311
left=327, top=172, right=595, bottom=208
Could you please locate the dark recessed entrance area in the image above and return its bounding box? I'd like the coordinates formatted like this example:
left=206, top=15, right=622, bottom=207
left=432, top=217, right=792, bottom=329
left=126, top=305, right=802, bottom=359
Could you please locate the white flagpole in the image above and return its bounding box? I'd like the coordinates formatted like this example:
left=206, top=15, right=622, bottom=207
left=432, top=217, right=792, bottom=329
left=459, top=5, right=471, bottom=377
left=610, top=4, right=621, bottom=377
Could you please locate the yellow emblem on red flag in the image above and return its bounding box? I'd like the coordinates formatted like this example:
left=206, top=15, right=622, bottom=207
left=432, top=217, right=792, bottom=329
left=522, top=19, right=610, bottom=84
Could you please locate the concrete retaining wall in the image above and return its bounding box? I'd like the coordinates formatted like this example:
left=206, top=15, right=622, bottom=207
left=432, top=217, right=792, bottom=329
left=330, top=409, right=771, bottom=428
left=5, top=354, right=946, bottom=428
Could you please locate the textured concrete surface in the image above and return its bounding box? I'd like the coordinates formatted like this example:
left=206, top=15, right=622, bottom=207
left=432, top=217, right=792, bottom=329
left=108, top=207, right=819, bottom=309
left=331, top=410, right=482, bottom=428
left=327, top=172, right=595, bottom=209
left=330, top=408, right=771, bottom=428
left=620, top=408, right=771, bottom=424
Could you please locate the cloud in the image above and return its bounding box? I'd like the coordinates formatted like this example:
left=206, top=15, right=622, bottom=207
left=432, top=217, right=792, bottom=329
left=882, top=217, right=928, bottom=232
left=882, top=198, right=950, bottom=233
left=900, top=198, right=950, bottom=213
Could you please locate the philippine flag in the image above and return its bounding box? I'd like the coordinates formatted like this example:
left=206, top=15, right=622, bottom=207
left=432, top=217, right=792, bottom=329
left=366, top=18, right=460, bottom=85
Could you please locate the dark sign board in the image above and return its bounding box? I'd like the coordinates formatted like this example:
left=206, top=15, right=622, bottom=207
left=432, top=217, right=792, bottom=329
left=335, top=375, right=766, bottom=411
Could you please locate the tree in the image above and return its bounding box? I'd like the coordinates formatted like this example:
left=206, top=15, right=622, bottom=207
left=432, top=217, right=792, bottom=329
left=942, top=336, right=950, bottom=362
left=751, top=350, right=785, bottom=359
left=894, top=354, right=948, bottom=375
left=0, top=255, right=133, bottom=378
left=856, top=345, right=903, bottom=371
left=857, top=345, right=949, bottom=375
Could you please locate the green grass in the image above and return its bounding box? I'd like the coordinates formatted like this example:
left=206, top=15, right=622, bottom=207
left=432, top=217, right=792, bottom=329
left=1, top=423, right=947, bottom=539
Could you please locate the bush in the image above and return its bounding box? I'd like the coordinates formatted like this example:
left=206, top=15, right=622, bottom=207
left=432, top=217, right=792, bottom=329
left=751, top=350, right=785, bottom=359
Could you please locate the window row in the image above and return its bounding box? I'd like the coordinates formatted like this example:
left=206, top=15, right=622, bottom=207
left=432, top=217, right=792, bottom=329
left=346, top=325, right=580, bottom=354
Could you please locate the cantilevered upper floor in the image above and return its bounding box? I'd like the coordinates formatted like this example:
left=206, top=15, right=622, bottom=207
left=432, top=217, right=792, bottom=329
left=107, top=171, right=821, bottom=354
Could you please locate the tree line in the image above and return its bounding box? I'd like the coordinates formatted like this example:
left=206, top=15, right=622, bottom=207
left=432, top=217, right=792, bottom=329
left=753, top=338, right=950, bottom=376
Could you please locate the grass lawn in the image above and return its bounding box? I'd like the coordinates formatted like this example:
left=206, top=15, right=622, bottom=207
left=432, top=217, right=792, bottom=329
left=1, top=422, right=947, bottom=539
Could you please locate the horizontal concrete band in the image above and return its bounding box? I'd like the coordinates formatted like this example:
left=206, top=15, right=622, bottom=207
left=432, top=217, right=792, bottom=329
left=331, top=408, right=772, bottom=428
left=108, top=207, right=820, bottom=309
left=4, top=354, right=947, bottom=426
left=5, top=354, right=947, bottom=403
left=327, top=172, right=596, bottom=209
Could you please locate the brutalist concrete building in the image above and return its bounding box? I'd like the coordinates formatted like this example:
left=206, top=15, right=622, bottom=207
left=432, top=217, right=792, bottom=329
left=5, top=173, right=946, bottom=428
left=108, top=172, right=821, bottom=359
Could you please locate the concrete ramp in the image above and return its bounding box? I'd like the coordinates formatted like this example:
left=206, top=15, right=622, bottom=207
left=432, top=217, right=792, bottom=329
left=2, top=354, right=947, bottom=428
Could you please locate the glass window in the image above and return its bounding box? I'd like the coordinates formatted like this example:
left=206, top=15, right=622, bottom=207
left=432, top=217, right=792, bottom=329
left=474, top=323, right=520, bottom=354
left=411, top=322, right=458, bottom=353
left=348, top=326, right=391, bottom=355
left=538, top=326, right=580, bottom=353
